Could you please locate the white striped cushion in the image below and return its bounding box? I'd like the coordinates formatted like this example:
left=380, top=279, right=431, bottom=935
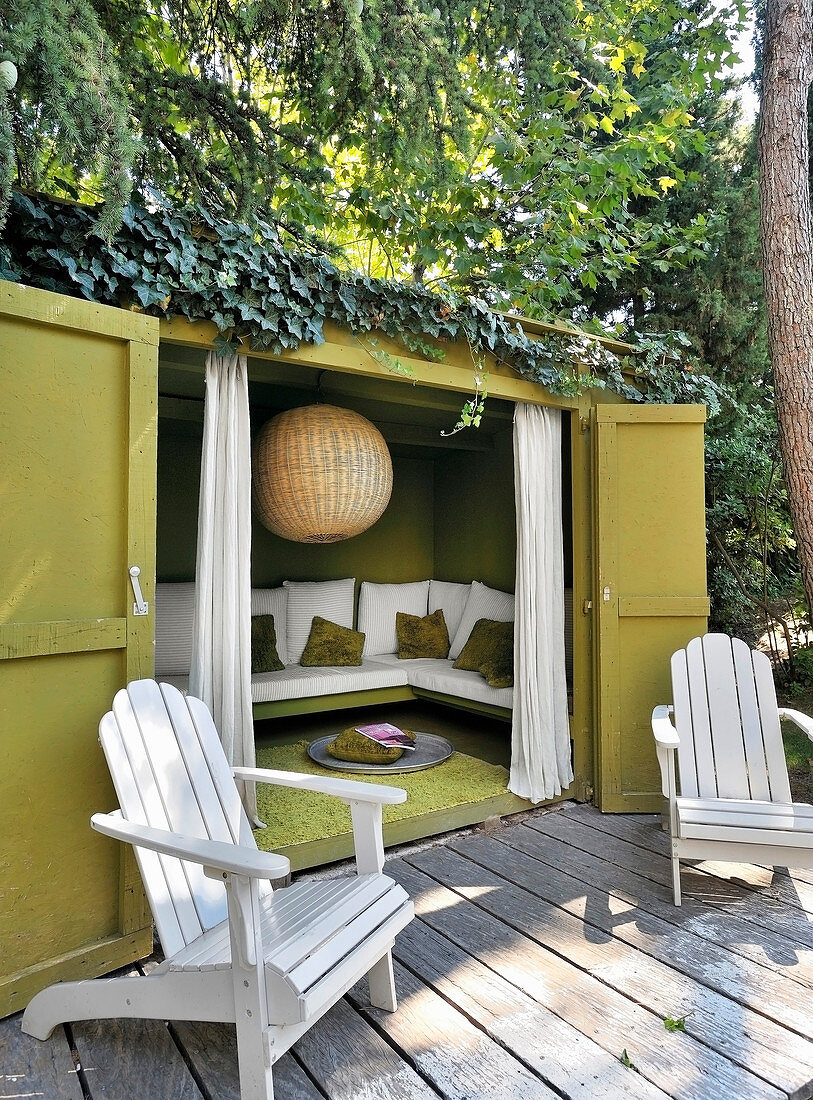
left=428, top=580, right=471, bottom=643
left=250, top=658, right=410, bottom=702
left=284, top=578, right=355, bottom=664
left=155, top=582, right=196, bottom=676
left=251, top=587, right=289, bottom=665
left=448, top=580, right=515, bottom=660
left=357, top=580, right=430, bottom=656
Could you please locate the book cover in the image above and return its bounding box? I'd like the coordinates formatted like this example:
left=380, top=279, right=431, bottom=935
left=354, top=722, right=416, bottom=750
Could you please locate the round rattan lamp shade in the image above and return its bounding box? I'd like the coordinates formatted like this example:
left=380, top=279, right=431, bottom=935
left=252, top=405, right=393, bottom=543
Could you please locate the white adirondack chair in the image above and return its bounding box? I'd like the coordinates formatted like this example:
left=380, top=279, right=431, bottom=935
left=652, top=633, right=813, bottom=905
left=22, top=680, right=414, bottom=1099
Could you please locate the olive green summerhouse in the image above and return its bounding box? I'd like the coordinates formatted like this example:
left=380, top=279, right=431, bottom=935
left=0, top=278, right=708, bottom=1018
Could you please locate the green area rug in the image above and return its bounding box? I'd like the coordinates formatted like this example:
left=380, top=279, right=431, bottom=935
left=253, top=741, right=510, bottom=850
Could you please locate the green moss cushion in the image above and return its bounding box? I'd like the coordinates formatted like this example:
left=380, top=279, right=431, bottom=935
left=479, top=656, right=514, bottom=689
left=453, top=617, right=514, bottom=686
left=300, top=616, right=365, bottom=667
left=327, top=726, right=416, bottom=764
left=251, top=615, right=285, bottom=674
left=396, top=608, right=450, bottom=659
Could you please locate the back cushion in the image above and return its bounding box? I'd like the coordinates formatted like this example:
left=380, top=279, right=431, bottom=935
left=449, top=580, right=515, bottom=660
left=155, top=582, right=196, bottom=676
left=284, top=578, right=355, bottom=664
left=428, top=580, right=471, bottom=644
left=358, top=580, right=430, bottom=656
left=251, top=586, right=289, bottom=665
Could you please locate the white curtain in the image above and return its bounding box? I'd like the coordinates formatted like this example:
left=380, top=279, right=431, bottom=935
left=189, top=351, right=257, bottom=819
left=510, top=402, right=573, bottom=802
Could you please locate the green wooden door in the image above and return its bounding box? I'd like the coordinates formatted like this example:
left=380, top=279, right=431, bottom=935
left=592, top=405, right=709, bottom=812
left=0, top=282, right=158, bottom=1016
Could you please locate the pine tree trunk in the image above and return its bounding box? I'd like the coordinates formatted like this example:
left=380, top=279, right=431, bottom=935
left=758, top=0, right=813, bottom=616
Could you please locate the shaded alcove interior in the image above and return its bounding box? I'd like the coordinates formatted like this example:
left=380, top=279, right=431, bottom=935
left=155, top=345, right=574, bottom=780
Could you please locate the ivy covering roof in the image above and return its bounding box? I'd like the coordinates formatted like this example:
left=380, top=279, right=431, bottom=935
left=0, top=191, right=717, bottom=409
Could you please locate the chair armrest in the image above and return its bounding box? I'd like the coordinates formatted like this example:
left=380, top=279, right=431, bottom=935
left=651, top=705, right=679, bottom=804
left=233, top=766, right=407, bottom=806
left=778, top=708, right=813, bottom=743
left=90, top=812, right=291, bottom=880
left=652, top=705, right=679, bottom=748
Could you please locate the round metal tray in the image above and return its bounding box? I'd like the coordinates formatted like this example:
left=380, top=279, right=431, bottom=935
left=307, top=732, right=454, bottom=773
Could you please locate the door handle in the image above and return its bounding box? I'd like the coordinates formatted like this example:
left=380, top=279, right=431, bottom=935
left=129, top=566, right=149, bottom=616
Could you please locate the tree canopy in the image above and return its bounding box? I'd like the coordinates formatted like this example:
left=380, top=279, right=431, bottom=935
left=1, top=0, right=744, bottom=317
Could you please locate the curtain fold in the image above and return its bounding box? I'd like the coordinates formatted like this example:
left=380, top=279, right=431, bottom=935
left=510, top=402, right=573, bottom=802
left=189, top=351, right=257, bottom=820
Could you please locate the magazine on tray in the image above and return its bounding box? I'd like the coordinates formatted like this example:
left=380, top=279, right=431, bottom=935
left=354, top=722, right=417, bottom=750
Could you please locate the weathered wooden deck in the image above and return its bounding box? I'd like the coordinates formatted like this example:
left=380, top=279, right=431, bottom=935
left=4, top=802, right=813, bottom=1099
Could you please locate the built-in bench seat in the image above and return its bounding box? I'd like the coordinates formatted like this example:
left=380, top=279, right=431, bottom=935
left=154, top=577, right=568, bottom=724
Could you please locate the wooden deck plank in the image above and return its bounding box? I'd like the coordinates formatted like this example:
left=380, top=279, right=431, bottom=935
left=350, top=959, right=559, bottom=1099
left=446, top=829, right=813, bottom=1099
left=70, top=1017, right=203, bottom=1098
left=558, top=806, right=813, bottom=946
left=521, top=812, right=813, bottom=987
left=0, top=1013, right=83, bottom=1099
left=293, top=996, right=441, bottom=1099
left=172, top=1022, right=326, bottom=1100
left=382, top=909, right=672, bottom=1100
left=391, top=856, right=785, bottom=1100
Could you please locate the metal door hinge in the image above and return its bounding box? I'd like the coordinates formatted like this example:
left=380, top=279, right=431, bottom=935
left=129, top=565, right=149, bottom=616
left=582, top=599, right=592, bottom=614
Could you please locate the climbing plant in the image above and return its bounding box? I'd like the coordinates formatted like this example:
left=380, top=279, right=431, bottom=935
left=1, top=189, right=720, bottom=409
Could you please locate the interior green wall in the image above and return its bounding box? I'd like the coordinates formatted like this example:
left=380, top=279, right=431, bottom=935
left=156, top=417, right=435, bottom=586
left=433, top=428, right=517, bottom=592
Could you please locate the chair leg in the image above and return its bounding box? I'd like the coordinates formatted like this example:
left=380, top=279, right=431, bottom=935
left=367, top=950, right=397, bottom=1012
left=235, top=1025, right=275, bottom=1100
left=671, top=841, right=682, bottom=906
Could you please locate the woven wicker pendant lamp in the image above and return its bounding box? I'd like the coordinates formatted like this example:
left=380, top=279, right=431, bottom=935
left=252, top=405, right=393, bottom=543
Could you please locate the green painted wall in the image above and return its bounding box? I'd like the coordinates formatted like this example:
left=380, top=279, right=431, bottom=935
left=433, top=428, right=517, bottom=592
left=156, top=417, right=435, bottom=586
left=432, top=415, right=573, bottom=593
left=156, top=421, right=202, bottom=581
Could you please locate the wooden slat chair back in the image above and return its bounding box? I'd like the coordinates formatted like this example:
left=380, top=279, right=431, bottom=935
left=653, top=634, right=813, bottom=905
left=671, top=634, right=792, bottom=805
left=99, top=679, right=269, bottom=957
left=23, top=680, right=414, bottom=1100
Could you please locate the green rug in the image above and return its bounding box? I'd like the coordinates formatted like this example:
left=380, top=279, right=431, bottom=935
left=252, top=741, right=510, bottom=850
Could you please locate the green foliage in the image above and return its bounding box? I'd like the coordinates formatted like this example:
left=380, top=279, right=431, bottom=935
left=0, top=0, right=746, bottom=306
left=327, top=1, right=747, bottom=310
left=1, top=0, right=137, bottom=239
left=705, top=399, right=797, bottom=639
left=1, top=190, right=716, bottom=406
left=786, top=645, right=813, bottom=692
left=664, top=1015, right=688, bottom=1032
left=620, top=1049, right=639, bottom=1072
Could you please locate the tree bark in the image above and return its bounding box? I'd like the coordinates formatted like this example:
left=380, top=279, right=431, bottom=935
left=758, top=0, right=813, bottom=615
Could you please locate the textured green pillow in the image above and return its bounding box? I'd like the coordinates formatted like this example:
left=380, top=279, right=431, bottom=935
left=396, top=608, right=450, bottom=659
left=453, top=618, right=514, bottom=685
left=251, top=615, right=285, bottom=674
left=300, top=616, right=365, bottom=667
left=327, top=726, right=416, bottom=764
left=478, top=656, right=514, bottom=689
